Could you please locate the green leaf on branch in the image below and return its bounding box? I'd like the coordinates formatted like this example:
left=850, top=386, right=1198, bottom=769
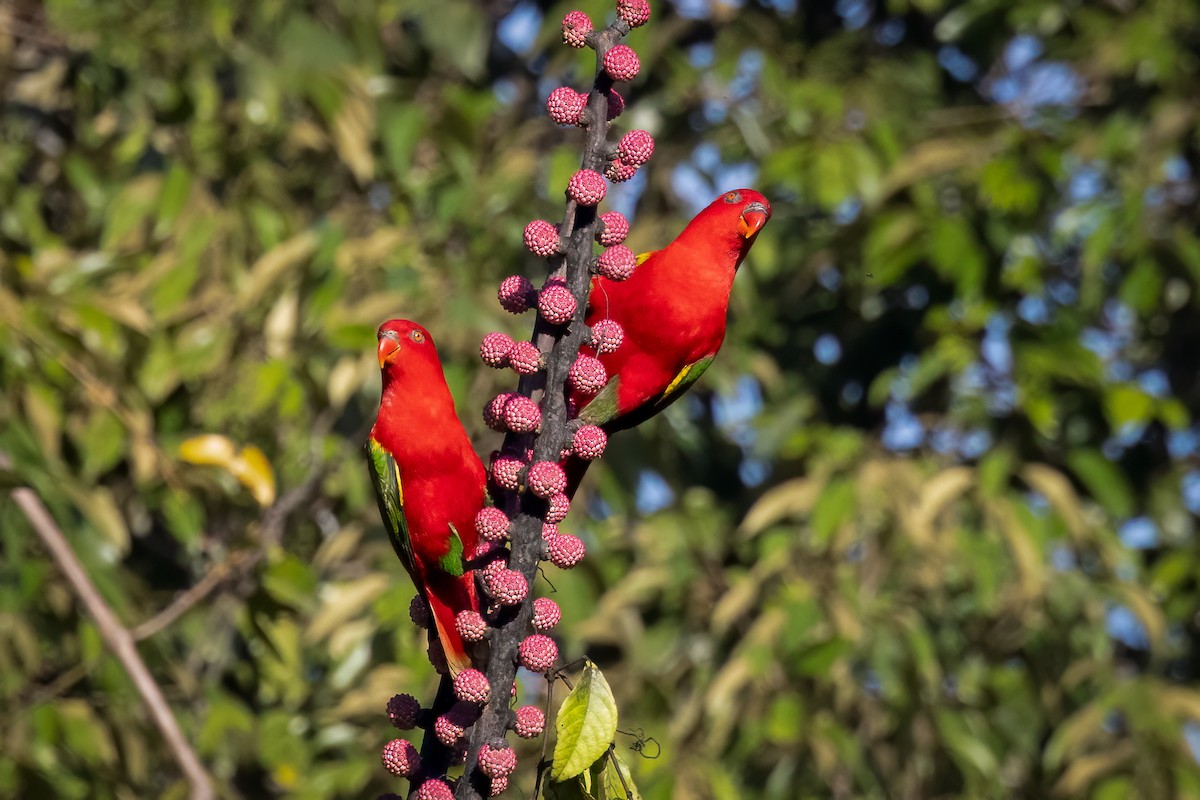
left=552, top=660, right=619, bottom=781
left=546, top=773, right=598, bottom=800
left=603, top=750, right=643, bottom=800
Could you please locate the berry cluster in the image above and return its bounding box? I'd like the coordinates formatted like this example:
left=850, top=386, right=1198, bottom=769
left=382, top=3, right=654, bottom=797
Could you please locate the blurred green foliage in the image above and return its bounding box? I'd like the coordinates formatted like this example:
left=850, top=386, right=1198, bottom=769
left=3, top=0, right=1200, bottom=798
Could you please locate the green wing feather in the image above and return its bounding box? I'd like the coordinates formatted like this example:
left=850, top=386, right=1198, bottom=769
left=579, top=354, right=716, bottom=432
left=366, top=437, right=415, bottom=576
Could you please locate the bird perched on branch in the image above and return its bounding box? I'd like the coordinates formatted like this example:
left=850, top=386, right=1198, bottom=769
left=367, top=319, right=485, bottom=676
left=567, top=189, right=773, bottom=496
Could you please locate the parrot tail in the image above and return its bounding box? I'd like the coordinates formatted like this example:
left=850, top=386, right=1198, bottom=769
left=425, top=572, right=478, bottom=677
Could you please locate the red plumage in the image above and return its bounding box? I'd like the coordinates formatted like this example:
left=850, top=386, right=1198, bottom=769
left=368, top=319, right=486, bottom=676
left=567, top=189, right=773, bottom=496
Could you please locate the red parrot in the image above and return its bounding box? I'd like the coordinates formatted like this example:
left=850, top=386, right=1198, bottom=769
left=367, top=319, right=485, bottom=676
left=567, top=189, right=772, bottom=495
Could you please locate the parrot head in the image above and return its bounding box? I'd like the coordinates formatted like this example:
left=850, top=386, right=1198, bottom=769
left=683, top=189, right=773, bottom=262
left=377, top=319, right=439, bottom=376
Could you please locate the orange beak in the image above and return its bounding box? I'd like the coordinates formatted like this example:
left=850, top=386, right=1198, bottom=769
left=738, top=202, right=770, bottom=239
left=377, top=333, right=401, bottom=368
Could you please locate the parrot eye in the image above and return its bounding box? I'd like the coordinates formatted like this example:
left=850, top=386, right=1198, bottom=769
left=409, top=330, right=426, bottom=343
left=723, top=191, right=742, bottom=204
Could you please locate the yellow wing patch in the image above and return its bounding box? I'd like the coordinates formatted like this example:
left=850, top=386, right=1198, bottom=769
left=392, top=461, right=403, bottom=505
left=635, top=250, right=656, bottom=266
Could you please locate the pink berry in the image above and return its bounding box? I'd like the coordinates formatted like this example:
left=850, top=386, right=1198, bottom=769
left=547, top=86, right=587, bottom=126
left=454, top=669, right=491, bottom=704
left=596, top=245, right=636, bottom=281
left=504, top=395, right=542, bottom=434
left=484, top=392, right=518, bottom=432
left=618, top=129, right=655, bottom=165
left=456, top=610, right=489, bottom=643
left=480, top=332, right=514, bottom=368
left=604, top=45, right=640, bottom=82
left=589, top=319, right=624, bottom=354
left=606, top=89, right=625, bottom=120
left=542, top=522, right=559, bottom=540
left=518, top=634, right=558, bottom=673
left=479, top=545, right=508, bottom=582
left=568, top=354, right=608, bottom=394
left=507, top=340, right=542, bottom=375
left=382, top=739, right=420, bottom=777
left=513, top=705, right=546, bottom=739
left=538, top=281, right=577, bottom=325
left=498, top=274, right=534, bottom=314
left=409, top=595, right=430, bottom=629
left=487, top=568, right=529, bottom=605
left=605, top=158, right=639, bottom=183
left=488, top=775, right=508, bottom=797
left=546, top=534, right=586, bottom=569
left=545, top=492, right=570, bottom=524
left=596, top=211, right=629, bottom=246
left=571, top=425, right=607, bottom=460
left=416, top=779, right=454, bottom=800
left=527, top=461, right=567, bottom=498
left=567, top=169, right=607, bottom=206
left=523, top=219, right=561, bottom=257
left=475, top=507, right=510, bottom=543
left=386, top=693, right=421, bottom=729
left=491, top=455, right=525, bottom=491
left=479, top=743, right=518, bottom=778
left=434, top=702, right=478, bottom=746
left=561, top=10, right=592, bottom=48
left=617, top=0, right=651, bottom=27
left=532, top=597, right=562, bottom=631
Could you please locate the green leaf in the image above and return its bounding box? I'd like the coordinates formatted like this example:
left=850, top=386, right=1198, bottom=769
left=552, top=661, right=619, bottom=781
left=1066, top=449, right=1135, bottom=519
left=603, top=751, right=643, bottom=800
left=546, top=774, right=597, bottom=800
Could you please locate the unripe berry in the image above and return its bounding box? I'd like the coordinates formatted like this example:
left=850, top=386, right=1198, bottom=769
left=475, top=507, right=510, bottom=543
left=513, top=705, right=546, bottom=738
left=607, top=89, right=625, bottom=120
left=545, top=492, right=570, bottom=524
left=567, top=169, right=607, bottom=207
left=605, top=159, right=639, bottom=183
left=491, top=455, right=525, bottom=491
left=488, top=775, right=508, bottom=797
left=487, top=568, right=529, bottom=605
left=453, top=669, right=491, bottom=704
left=456, top=610, right=489, bottom=643
left=532, top=597, right=562, bottom=631
left=498, top=274, right=534, bottom=313
left=416, top=779, right=454, bottom=800
left=596, top=245, right=636, bottom=281
left=617, top=0, right=652, bottom=27
left=604, top=45, right=640, bottom=82
left=546, top=534, right=586, bottom=569
left=547, top=86, right=587, bottom=126
left=503, top=395, right=542, bottom=434
left=518, top=634, right=558, bottom=673
left=507, top=340, right=542, bottom=375
left=479, top=743, right=518, bottom=778
left=618, top=129, right=655, bottom=165
left=568, top=354, right=608, bottom=394
left=538, top=281, right=577, bottom=325
left=484, top=392, right=517, bottom=432
left=572, top=425, right=607, bottom=460
left=427, top=640, right=448, bottom=675
left=386, top=693, right=421, bottom=729
left=409, top=595, right=431, bottom=629
left=523, top=219, right=561, bottom=257
left=480, top=332, right=514, bottom=368
left=561, top=10, right=592, bottom=48
left=589, top=319, right=624, bottom=354
left=596, top=211, right=630, bottom=246
left=527, top=461, right=567, bottom=498
left=382, top=739, right=420, bottom=777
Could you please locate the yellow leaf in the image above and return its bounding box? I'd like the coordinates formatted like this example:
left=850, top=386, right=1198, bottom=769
left=178, top=434, right=237, bottom=468
left=230, top=446, right=277, bottom=507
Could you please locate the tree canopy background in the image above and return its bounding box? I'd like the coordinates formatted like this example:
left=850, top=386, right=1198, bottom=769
left=3, top=0, right=1200, bottom=797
